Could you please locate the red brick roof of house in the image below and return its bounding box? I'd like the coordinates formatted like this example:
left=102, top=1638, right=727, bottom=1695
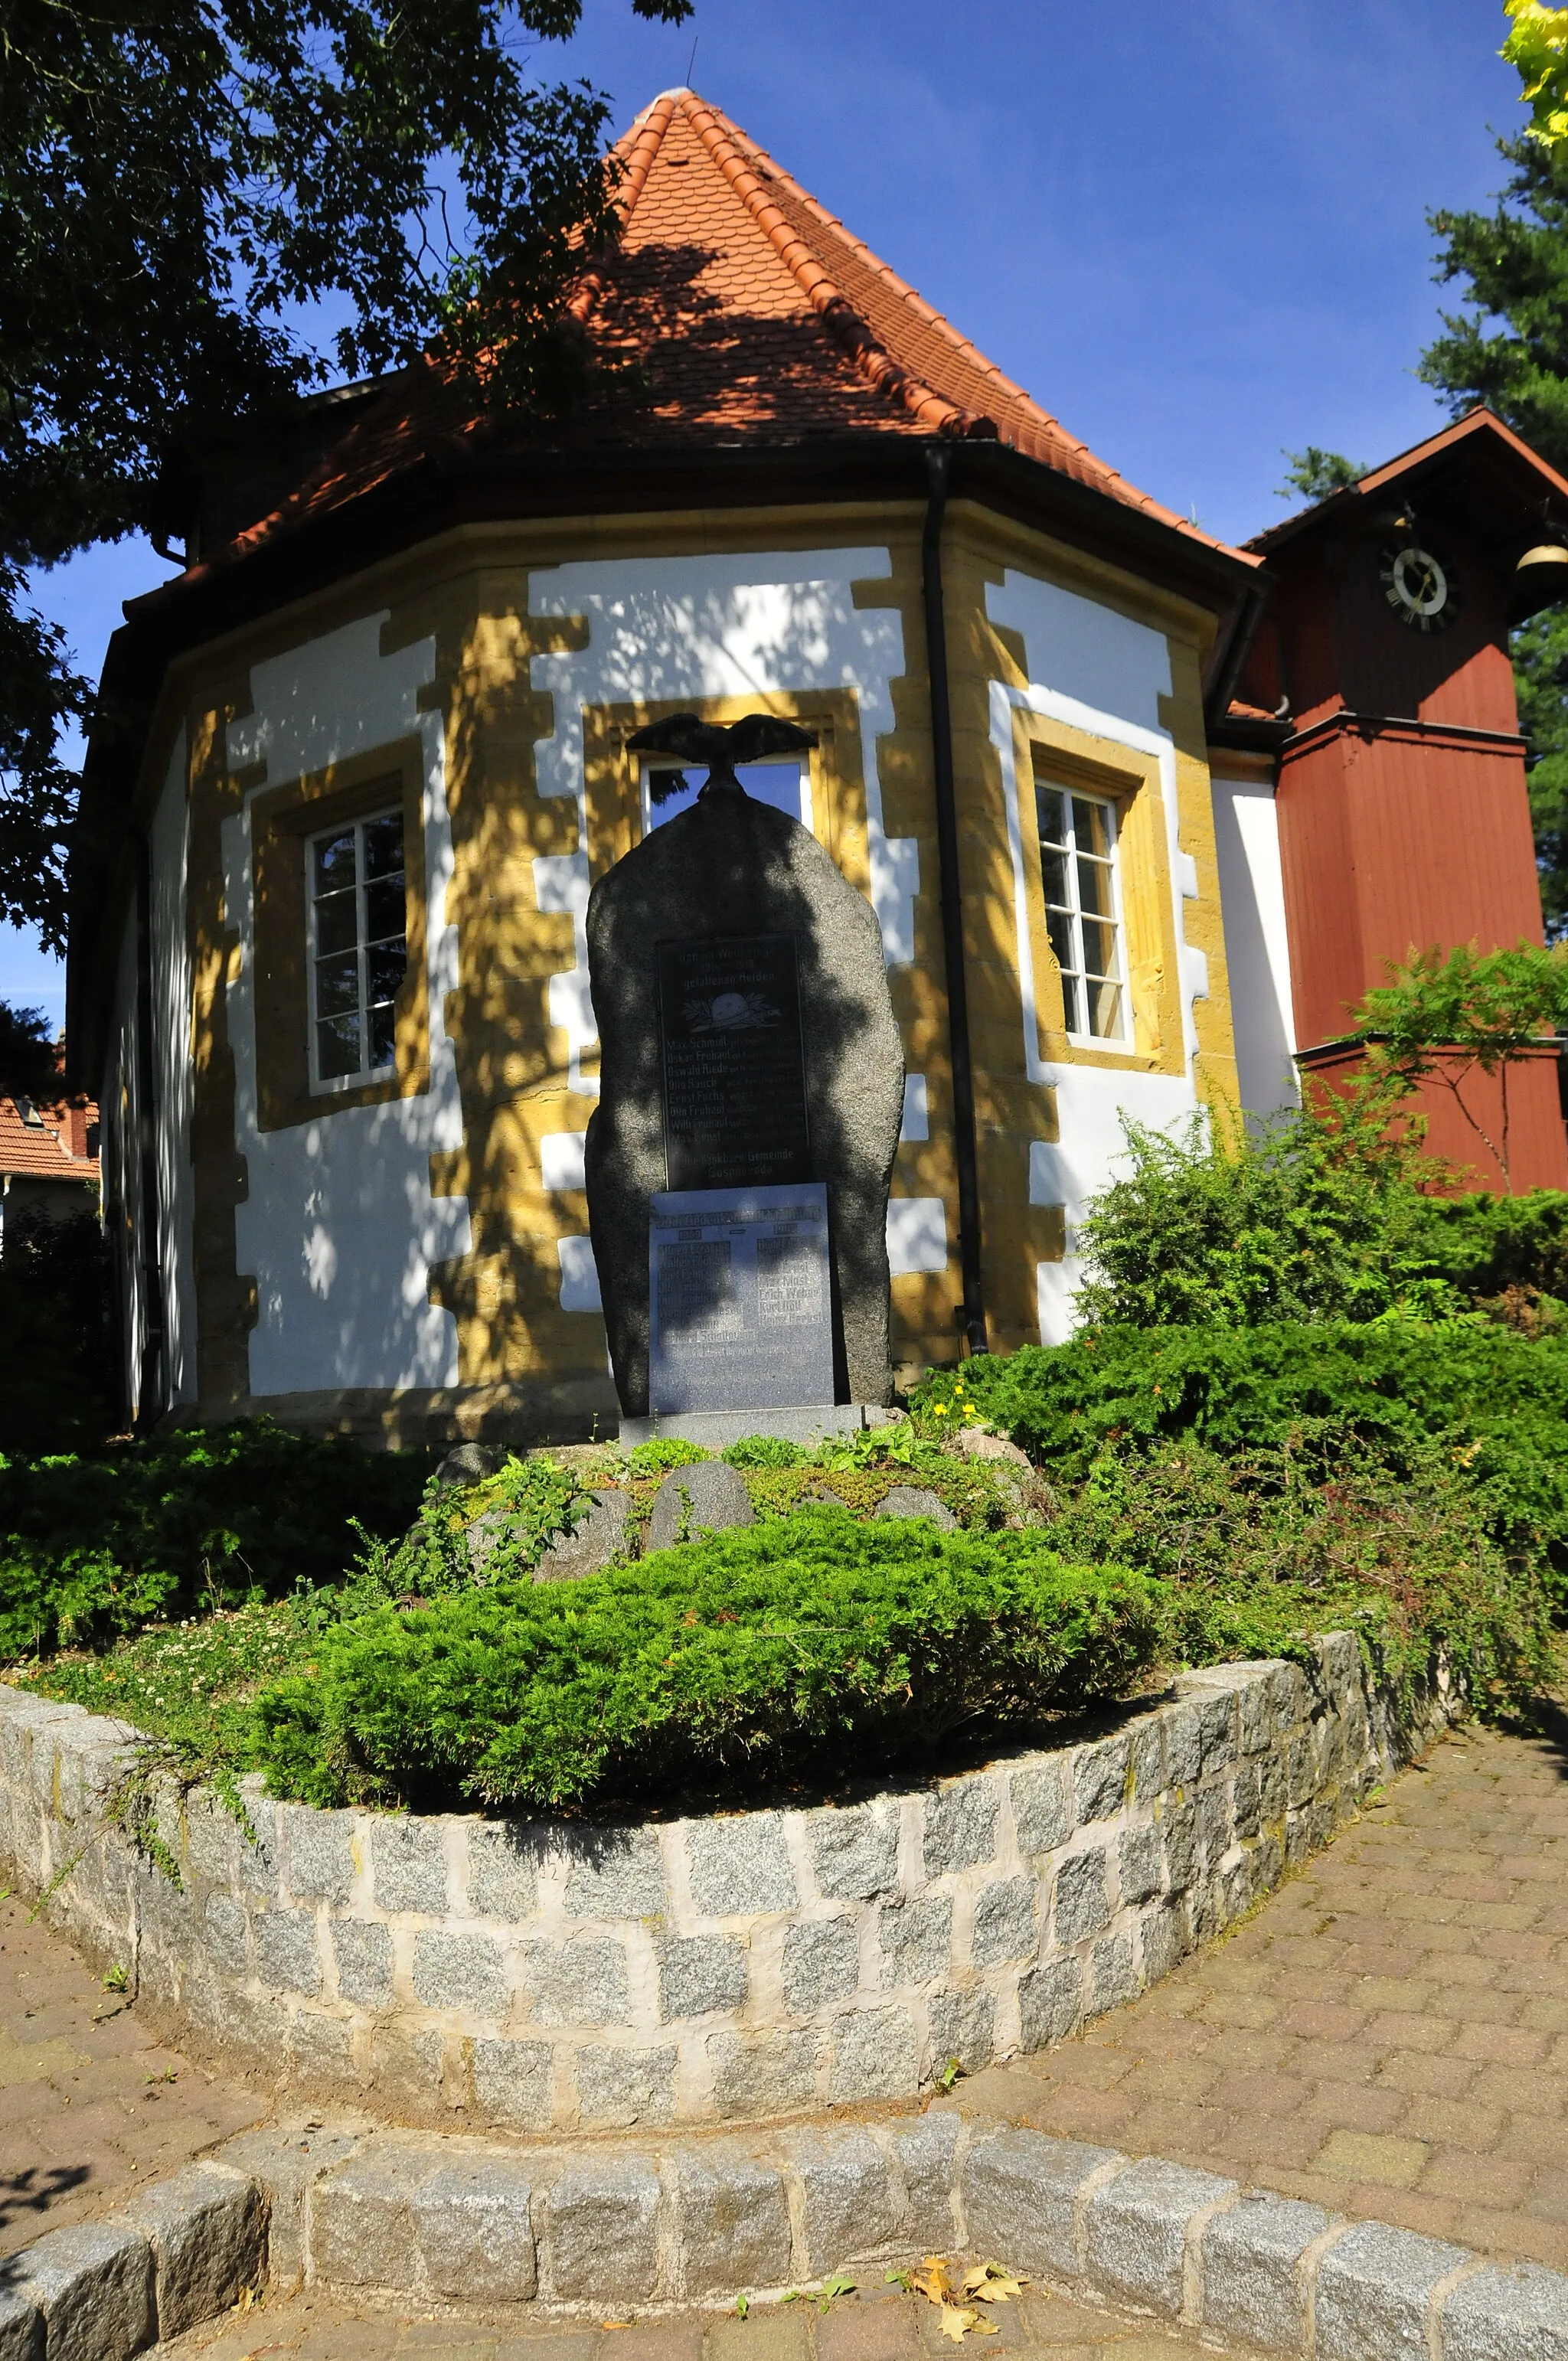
left=162, top=86, right=1250, bottom=583
left=0, top=1095, right=99, bottom=1184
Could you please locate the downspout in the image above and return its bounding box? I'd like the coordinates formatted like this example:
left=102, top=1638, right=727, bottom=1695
left=133, top=833, right=167, bottom=1428
left=921, top=442, right=988, bottom=1356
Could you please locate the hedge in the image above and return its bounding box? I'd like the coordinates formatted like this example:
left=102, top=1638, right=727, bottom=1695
left=251, top=1511, right=1168, bottom=1811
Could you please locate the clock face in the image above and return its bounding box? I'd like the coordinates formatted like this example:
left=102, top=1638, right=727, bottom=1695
left=1379, top=543, right=1458, bottom=632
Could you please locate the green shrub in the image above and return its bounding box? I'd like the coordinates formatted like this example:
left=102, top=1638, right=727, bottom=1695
left=929, top=1321, right=1568, bottom=1611
left=1073, top=1106, right=1461, bottom=1329
left=1042, top=1434, right=1557, bottom=1709
left=0, top=1421, right=434, bottom=1661
left=250, top=1511, right=1168, bottom=1811
left=722, top=1434, right=807, bottom=1468
left=1410, top=1187, right=1568, bottom=1305
left=624, top=1438, right=709, bottom=1474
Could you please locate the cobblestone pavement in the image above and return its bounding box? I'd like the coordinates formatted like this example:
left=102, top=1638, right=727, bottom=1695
left=0, top=1890, right=264, bottom=2261
left=158, top=2281, right=1248, bottom=2361
left=963, top=1716, right=1568, bottom=2274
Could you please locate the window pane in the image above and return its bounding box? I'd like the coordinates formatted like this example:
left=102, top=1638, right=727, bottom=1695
left=1062, top=971, right=1086, bottom=1034
left=317, top=1014, right=361, bottom=1077
left=1072, top=796, right=1113, bottom=859
left=1040, top=844, right=1071, bottom=909
left=366, top=939, right=407, bottom=1007
left=1086, top=978, right=1122, bottom=1038
left=315, top=952, right=360, bottom=1017
left=368, top=1001, right=398, bottom=1070
left=362, top=813, right=404, bottom=879
left=1080, top=917, right=1119, bottom=980
left=314, top=887, right=358, bottom=956
left=1076, top=854, right=1114, bottom=919
left=364, top=876, right=405, bottom=943
left=313, top=831, right=356, bottom=896
left=1046, top=905, right=1077, bottom=978
left=1036, top=785, right=1069, bottom=848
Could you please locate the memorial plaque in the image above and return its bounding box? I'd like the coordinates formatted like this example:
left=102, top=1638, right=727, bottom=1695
left=657, top=934, right=812, bottom=1191
left=648, top=1184, right=834, bottom=1414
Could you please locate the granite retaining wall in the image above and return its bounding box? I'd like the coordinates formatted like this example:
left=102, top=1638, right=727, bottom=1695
left=0, top=1638, right=1456, bottom=2131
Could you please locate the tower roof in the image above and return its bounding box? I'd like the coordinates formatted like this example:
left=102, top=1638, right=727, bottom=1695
left=179, top=87, right=1243, bottom=573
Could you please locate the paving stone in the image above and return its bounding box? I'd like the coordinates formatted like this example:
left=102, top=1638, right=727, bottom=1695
left=253, top=1910, right=324, bottom=1997
left=1074, top=1738, right=1131, bottom=1824
left=829, top=2005, right=920, bottom=2101
left=1011, top=1760, right=1072, bottom=1855
left=1315, top=2219, right=1473, bottom=2360
left=782, top=1918, right=860, bottom=2013
left=877, top=1894, right=952, bottom=1985
left=961, top=2128, right=1122, bottom=2281
left=928, top=1984, right=995, bottom=2072
left=1442, top=2260, right=1568, bottom=2361
left=1200, top=2193, right=1330, bottom=2353
left=1018, top=1955, right=1084, bottom=2050
left=575, top=2043, right=677, bottom=2128
left=890, top=2109, right=963, bottom=2250
left=675, top=2149, right=791, bottom=2292
left=10, top=2222, right=155, bottom=2361
left=972, top=1878, right=1037, bottom=1967
left=789, top=2131, right=898, bottom=2273
left=333, top=1918, right=395, bottom=2007
left=371, top=1818, right=449, bottom=1915
left=808, top=1804, right=900, bottom=1901
left=560, top=1828, right=666, bottom=1920
left=412, top=2160, right=537, bottom=2302
left=412, top=1929, right=511, bottom=2016
left=657, top=1936, right=748, bottom=2021
left=544, top=2160, right=661, bottom=2302
left=527, top=1936, right=629, bottom=2025
left=121, top=2162, right=266, bottom=2337
left=465, top=1823, right=541, bottom=1920
left=311, top=2152, right=429, bottom=2293
left=688, top=1814, right=797, bottom=1915
left=1054, top=1850, right=1111, bottom=1947
left=1083, top=2157, right=1236, bottom=2318
left=283, top=1807, right=358, bottom=1905
left=923, top=1778, right=998, bottom=1875
left=472, top=2037, right=554, bottom=2130
left=708, top=2030, right=819, bottom=2119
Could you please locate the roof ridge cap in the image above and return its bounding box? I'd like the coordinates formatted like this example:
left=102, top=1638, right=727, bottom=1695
left=612, top=90, right=679, bottom=225
left=676, top=92, right=985, bottom=439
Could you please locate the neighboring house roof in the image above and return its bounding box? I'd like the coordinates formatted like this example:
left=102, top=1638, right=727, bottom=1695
left=164, top=85, right=1249, bottom=580
left=1246, top=408, right=1568, bottom=559
left=0, top=1096, right=99, bottom=1185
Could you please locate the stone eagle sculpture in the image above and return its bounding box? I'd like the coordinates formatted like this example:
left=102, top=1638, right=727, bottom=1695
left=628, top=712, right=818, bottom=799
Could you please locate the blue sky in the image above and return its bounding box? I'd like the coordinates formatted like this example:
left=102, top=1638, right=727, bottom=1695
left=4, top=0, right=1527, bottom=1020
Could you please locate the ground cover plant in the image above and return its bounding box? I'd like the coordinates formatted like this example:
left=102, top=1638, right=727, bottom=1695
left=0, top=1419, right=433, bottom=1660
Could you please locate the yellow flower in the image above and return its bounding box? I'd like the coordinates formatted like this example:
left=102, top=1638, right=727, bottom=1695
left=933, top=1403, right=949, bottom=1416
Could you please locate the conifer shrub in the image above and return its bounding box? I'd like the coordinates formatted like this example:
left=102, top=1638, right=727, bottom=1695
left=250, top=1511, right=1168, bottom=1811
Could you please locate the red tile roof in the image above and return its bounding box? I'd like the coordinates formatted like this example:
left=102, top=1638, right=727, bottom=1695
left=172, top=87, right=1247, bottom=578
left=0, top=1096, right=99, bottom=1184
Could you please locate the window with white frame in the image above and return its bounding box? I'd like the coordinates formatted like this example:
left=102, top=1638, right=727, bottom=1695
left=307, top=809, right=407, bottom=1087
left=1037, top=782, right=1127, bottom=1042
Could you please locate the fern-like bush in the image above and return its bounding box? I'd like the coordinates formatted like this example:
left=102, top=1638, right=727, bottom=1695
left=251, top=1511, right=1167, bottom=1811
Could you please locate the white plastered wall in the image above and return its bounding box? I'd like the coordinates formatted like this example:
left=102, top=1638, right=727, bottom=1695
left=225, top=616, right=471, bottom=1396
left=983, top=572, right=1210, bottom=1345
left=1210, top=772, right=1298, bottom=1120
left=525, top=548, right=946, bottom=1306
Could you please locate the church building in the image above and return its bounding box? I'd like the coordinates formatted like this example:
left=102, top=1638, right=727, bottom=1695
left=70, top=88, right=1568, bottom=1442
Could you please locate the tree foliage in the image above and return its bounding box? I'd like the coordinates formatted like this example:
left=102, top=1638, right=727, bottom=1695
left=0, top=998, right=64, bottom=1100
left=1, top=0, right=688, bottom=947
left=1501, top=0, right=1568, bottom=151
left=1276, top=447, right=1365, bottom=504
left=1348, top=942, right=1568, bottom=1190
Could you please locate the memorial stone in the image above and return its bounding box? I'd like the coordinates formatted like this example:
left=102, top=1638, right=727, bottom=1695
left=584, top=725, right=905, bottom=1419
